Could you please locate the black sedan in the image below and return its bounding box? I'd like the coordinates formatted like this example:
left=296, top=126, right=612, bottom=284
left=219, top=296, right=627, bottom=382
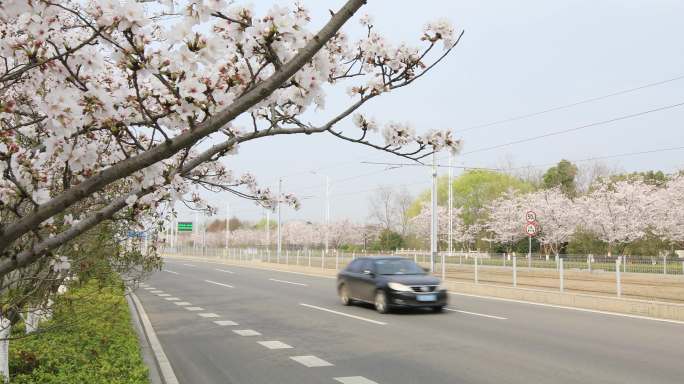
left=337, top=256, right=448, bottom=313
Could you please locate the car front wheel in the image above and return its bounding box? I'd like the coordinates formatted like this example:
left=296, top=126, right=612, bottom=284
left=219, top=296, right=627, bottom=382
left=374, top=290, right=389, bottom=314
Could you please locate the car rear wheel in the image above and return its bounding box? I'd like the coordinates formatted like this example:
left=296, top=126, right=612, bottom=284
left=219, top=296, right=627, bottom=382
left=374, top=290, right=389, bottom=314
left=339, top=284, right=352, bottom=306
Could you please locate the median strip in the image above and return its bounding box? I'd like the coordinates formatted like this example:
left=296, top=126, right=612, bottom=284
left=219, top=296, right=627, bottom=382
left=204, top=279, right=234, bottom=288
left=269, top=278, right=308, bottom=286
left=299, top=303, right=387, bottom=325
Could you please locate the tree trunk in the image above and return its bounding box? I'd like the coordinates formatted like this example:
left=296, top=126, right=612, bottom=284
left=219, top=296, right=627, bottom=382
left=0, top=316, right=10, bottom=383
left=25, top=307, right=39, bottom=334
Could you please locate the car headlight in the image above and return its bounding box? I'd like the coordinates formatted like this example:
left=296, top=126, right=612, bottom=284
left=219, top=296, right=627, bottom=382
left=388, top=282, right=413, bottom=292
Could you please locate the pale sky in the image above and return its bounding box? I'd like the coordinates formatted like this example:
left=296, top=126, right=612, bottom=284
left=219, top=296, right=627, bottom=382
left=177, top=0, right=684, bottom=225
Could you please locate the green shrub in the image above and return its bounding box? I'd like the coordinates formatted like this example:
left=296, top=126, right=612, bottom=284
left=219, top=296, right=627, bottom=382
left=9, top=279, right=149, bottom=384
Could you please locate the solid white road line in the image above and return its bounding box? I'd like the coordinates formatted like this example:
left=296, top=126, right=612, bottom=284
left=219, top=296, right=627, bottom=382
left=289, top=355, right=333, bottom=368
left=233, top=329, right=261, bottom=336
left=174, top=301, right=191, bottom=306
left=130, top=293, right=180, bottom=384
left=269, top=278, right=308, bottom=286
left=449, top=291, right=684, bottom=325
left=182, top=263, right=196, bottom=267
left=214, top=268, right=234, bottom=274
left=257, top=340, right=293, bottom=349
left=335, top=377, right=379, bottom=384
left=164, top=270, right=180, bottom=275
left=165, top=297, right=180, bottom=301
left=204, top=279, right=234, bottom=288
left=446, top=308, right=507, bottom=320
left=157, top=293, right=171, bottom=297
left=185, top=307, right=204, bottom=311
left=213, top=320, right=238, bottom=326
left=299, top=303, right=387, bottom=326
left=198, top=313, right=220, bottom=318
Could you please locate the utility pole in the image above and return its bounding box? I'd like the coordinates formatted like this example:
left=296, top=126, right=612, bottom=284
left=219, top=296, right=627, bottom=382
left=325, top=175, right=330, bottom=255
left=277, top=178, right=282, bottom=261
left=430, top=152, right=437, bottom=273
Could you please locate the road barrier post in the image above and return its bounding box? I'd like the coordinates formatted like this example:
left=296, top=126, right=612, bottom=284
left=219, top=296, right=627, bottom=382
left=322, top=250, right=325, bottom=269
left=513, top=256, right=517, bottom=287
left=587, top=254, right=592, bottom=273
left=663, top=255, right=667, bottom=275
left=528, top=254, right=531, bottom=270
left=559, top=258, right=564, bottom=293
left=474, top=255, right=479, bottom=284
left=308, top=250, right=311, bottom=267
left=286, top=250, right=289, bottom=265
left=616, top=257, right=622, bottom=297
left=503, top=253, right=506, bottom=267
left=335, top=252, right=339, bottom=271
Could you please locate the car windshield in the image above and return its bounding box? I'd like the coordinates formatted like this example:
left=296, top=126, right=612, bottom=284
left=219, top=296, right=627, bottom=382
left=375, top=259, right=425, bottom=275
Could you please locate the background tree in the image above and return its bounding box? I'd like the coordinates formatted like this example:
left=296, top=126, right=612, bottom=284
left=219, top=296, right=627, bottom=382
left=542, top=159, right=578, bottom=197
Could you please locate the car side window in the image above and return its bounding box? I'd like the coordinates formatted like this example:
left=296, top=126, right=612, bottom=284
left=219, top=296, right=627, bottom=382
left=346, top=259, right=364, bottom=273
left=360, top=260, right=375, bottom=274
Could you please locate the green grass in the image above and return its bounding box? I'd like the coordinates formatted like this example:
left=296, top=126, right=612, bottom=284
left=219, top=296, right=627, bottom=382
left=9, top=279, right=149, bottom=384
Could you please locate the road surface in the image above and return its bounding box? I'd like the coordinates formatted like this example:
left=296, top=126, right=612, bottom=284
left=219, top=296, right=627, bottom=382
left=135, top=258, right=684, bottom=384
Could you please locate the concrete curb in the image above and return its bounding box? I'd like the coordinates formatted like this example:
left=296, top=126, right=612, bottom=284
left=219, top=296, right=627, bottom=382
left=164, top=254, right=684, bottom=322
left=128, top=292, right=180, bottom=384
left=126, top=294, right=163, bottom=384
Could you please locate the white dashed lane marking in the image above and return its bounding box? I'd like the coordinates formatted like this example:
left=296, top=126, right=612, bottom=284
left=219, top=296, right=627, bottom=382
left=289, top=355, right=333, bottom=368
left=257, top=340, right=293, bottom=349
left=165, top=297, right=180, bottom=301
left=157, top=293, right=171, bottom=297
left=204, top=280, right=234, bottom=288
left=185, top=307, right=204, bottom=311
left=150, top=290, right=163, bottom=294
left=143, top=287, right=154, bottom=290
left=299, top=303, right=387, bottom=325
left=268, top=278, right=307, bottom=286
left=174, top=302, right=191, bottom=306
left=198, top=313, right=220, bottom=318
left=334, top=377, right=379, bottom=384
left=164, top=269, right=179, bottom=275
left=445, top=308, right=507, bottom=320
left=213, top=320, right=238, bottom=326
left=233, top=329, right=261, bottom=336
left=182, top=263, right=196, bottom=267
left=214, top=268, right=234, bottom=274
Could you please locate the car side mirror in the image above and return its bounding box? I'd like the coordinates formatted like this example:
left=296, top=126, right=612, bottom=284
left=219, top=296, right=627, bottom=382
left=362, top=269, right=374, bottom=277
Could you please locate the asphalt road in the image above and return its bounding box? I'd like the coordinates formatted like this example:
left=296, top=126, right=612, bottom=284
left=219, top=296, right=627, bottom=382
left=136, top=258, right=684, bottom=384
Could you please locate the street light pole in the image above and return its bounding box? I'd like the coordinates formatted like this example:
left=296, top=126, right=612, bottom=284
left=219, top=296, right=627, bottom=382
left=225, top=203, right=230, bottom=251
left=430, top=152, right=437, bottom=273
left=445, top=152, right=453, bottom=280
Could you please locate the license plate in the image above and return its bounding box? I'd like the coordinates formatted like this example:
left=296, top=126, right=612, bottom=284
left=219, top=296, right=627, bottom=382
left=417, top=294, right=437, bottom=302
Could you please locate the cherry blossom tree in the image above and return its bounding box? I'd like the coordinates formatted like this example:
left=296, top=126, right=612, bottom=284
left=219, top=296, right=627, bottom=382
left=0, top=0, right=463, bottom=279
left=408, top=203, right=465, bottom=248
left=525, top=187, right=580, bottom=257
left=577, top=179, right=656, bottom=255
left=327, top=219, right=363, bottom=248
left=484, top=189, right=526, bottom=251
left=650, top=175, right=684, bottom=245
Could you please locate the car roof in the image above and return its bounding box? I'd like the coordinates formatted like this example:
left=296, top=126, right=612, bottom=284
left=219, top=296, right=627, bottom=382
left=357, top=256, right=406, bottom=261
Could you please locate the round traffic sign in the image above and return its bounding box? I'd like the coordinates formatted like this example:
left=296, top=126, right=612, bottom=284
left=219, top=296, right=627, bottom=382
left=525, top=211, right=537, bottom=223
left=525, top=223, right=537, bottom=236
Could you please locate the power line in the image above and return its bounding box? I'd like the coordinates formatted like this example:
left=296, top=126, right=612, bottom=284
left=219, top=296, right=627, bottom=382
left=458, top=74, right=684, bottom=134
left=360, top=161, right=502, bottom=171
left=460, top=101, right=684, bottom=156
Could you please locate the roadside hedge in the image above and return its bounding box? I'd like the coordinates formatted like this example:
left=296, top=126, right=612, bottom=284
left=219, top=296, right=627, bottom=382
left=9, top=280, right=149, bottom=384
